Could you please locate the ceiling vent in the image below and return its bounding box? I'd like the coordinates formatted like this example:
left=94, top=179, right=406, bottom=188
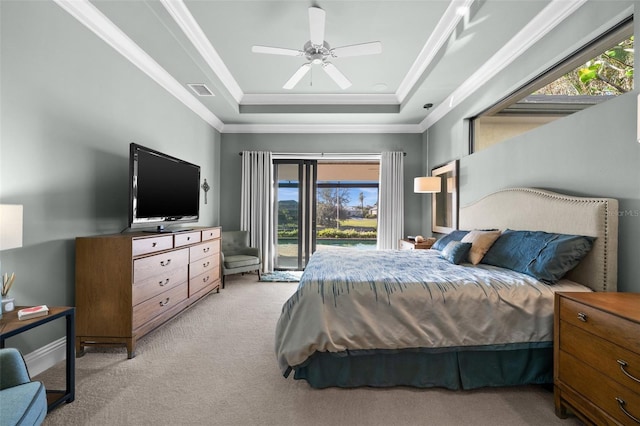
left=188, top=83, right=214, bottom=97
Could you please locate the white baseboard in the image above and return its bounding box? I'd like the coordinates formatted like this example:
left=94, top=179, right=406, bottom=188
left=24, top=337, right=67, bottom=377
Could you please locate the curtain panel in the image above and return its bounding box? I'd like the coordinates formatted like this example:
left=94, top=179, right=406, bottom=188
left=241, top=151, right=275, bottom=273
left=377, top=151, right=404, bottom=249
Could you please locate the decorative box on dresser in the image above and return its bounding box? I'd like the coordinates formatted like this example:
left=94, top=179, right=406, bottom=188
left=554, top=292, right=640, bottom=425
left=75, top=227, right=221, bottom=358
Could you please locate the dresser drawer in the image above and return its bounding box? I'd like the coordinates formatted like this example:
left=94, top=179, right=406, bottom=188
left=174, top=231, right=201, bottom=247
left=133, top=282, right=188, bottom=329
left=202, top=228, right=221, bottom=241
left=190, top=241, right=219, bottom=262
left=132, top=235, right=173, bottom=257
left=190, top=255, right=218, bottom=278
left=190, top=269, right=219, bottom=296
left=559, top=350, right=640, bottom=425
left=560, top=297, right=640, bottom=354
left=134, top=248, right=189, bottom=283
left=560, top=320, right=640, bottom=393
left=132, top=266, right=188, bottom=306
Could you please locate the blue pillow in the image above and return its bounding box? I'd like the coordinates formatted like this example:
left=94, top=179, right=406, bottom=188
left=482, top=229, right=595, bottom=284
left=440, top=241, right=472, bottom=265
left=432, top=230, right=469, bottom=251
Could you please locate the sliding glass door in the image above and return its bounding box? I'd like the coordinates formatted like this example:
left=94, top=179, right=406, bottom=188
left=274, top=160, right=317, bottom=270
left=274, top=158, right=380, bottom=270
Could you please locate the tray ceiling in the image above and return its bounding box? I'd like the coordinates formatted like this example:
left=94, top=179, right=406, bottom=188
left=52, top=0, right=587, bottom=133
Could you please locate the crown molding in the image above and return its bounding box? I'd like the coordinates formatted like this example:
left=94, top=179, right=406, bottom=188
left=53, top=0, right=224, bottom=131
left=420, top=0, right=587, bottom=132
left=221, top=123, right=422, bottom=134
left=241, top=93, right=399, bottom=105
left=159, top=0, right=244, bottom=103
left=395, top=0, right=474, bottom=103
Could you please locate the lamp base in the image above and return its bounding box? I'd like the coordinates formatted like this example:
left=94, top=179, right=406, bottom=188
left=1, top=297, right=15, bottom=313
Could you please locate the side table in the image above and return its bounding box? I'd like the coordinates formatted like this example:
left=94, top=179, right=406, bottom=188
left=399, top=238, right=435, bottom=250
left=0, top=306, right=75, bottom=411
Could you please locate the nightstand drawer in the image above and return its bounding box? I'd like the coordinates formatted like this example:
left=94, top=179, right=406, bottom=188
left=560, top=297, right=640, bottom=354
left=560, top=350, right=640, bottom=425
left=560, top=320, right=640, bottom=392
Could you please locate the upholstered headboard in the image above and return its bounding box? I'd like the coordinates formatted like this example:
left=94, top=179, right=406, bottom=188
left=459, top=188, right=618, bottom=292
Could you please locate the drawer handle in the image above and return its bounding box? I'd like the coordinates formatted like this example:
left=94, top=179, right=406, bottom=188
left=187, top=237, right=191, bottom=241
left=158, top=278, right=170, bottom=287
left=577, top=312, right=588, bottom=322
left=203, top=276, right=210, bottom=283
left=152, top=242, right=157, bottom=247
left=160, top=259, right=172, bottom=267
left=616, top=397, right=640, bottom=424
left=203, top=261, right=210, bottom=268
left=618, top=359, right=640, bottom=384
left=203, top=247, right=210, bottom=253
left=159, top=298, right=170, bottom=307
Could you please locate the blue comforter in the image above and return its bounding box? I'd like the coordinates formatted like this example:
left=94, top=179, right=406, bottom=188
left=275, top=248, right=590, bottom=375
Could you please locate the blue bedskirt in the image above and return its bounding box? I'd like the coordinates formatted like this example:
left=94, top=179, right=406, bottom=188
left=292, top=346, right=553, bottom=389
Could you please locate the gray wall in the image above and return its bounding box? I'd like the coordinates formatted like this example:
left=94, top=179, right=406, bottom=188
left=0, top=1, right=220, bottom=352
left=425, top=1, right=640, bottom=292
left=220, top=133, right=424, bottom=236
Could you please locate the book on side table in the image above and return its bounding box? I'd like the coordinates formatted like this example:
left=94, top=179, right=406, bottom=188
left=17, top=305, right=49, bottom=320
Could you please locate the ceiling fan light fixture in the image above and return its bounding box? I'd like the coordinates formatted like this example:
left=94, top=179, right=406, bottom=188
left=251, top=6, right=380, bottom=90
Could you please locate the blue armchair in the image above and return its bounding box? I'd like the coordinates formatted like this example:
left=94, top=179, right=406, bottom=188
left=221, top=231, right=261, bottom=288
left=0, top=348, right=47, bottom=426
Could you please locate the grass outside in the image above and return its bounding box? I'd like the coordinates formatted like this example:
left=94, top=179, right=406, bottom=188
left=339, top=218, right=377, bottom=229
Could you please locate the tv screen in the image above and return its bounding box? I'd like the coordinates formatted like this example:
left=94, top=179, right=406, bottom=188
left=129, top=143, right=200, bottom=229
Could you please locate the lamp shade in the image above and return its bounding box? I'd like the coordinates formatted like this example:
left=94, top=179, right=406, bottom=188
left=0, top=205, right=23, bottom=251
left=414, top=177, right=441, bottom=193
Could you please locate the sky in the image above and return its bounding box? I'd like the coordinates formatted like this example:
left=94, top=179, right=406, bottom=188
left=278, top=186, right=378, bottom=207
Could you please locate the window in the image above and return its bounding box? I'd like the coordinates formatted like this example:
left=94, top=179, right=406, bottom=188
left=471, top=17, right=633, bottom=152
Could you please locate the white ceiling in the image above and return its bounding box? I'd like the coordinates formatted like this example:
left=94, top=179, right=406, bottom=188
left=53, top=0, right=588, bottom=133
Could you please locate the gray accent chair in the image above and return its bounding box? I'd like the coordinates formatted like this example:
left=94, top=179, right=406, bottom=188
left=221, top=230, right=261, bottom=288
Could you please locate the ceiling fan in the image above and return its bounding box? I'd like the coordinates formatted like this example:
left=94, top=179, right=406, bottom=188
left=251, top=6, right=382, bottom=90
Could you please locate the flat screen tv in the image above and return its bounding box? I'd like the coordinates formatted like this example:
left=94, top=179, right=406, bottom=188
left=129, top=143, right=200, bottom=231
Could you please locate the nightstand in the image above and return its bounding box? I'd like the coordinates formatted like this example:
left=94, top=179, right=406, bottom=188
left=554, top=292, right=640, bottom=425
left=399, top=238, right=434, bottom=250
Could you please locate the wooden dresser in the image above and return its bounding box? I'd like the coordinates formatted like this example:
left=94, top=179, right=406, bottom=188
left=75, top=227, right=221, bottom=358
left=554, top=292, right=640, bottom=425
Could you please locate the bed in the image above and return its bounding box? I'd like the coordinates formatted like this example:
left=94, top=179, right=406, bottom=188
left=275, top=188, right=619, bottom=389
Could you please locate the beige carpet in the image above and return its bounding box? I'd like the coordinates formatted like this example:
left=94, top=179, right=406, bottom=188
left=37, top=273, right=583, bottom=426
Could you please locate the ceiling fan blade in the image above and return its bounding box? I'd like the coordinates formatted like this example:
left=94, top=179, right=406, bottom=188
left=308, top=7, right=326, bottom=46
left=322, top=62, right=352, bottom=90
left=252, top=45, right=304, bottom=56
left=283, top=63, right=311, bottom=90
left=331, top=41, right=382, bottom=58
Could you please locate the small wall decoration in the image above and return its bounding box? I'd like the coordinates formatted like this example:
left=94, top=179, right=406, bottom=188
left=201, top=179, right=210, bottom=204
